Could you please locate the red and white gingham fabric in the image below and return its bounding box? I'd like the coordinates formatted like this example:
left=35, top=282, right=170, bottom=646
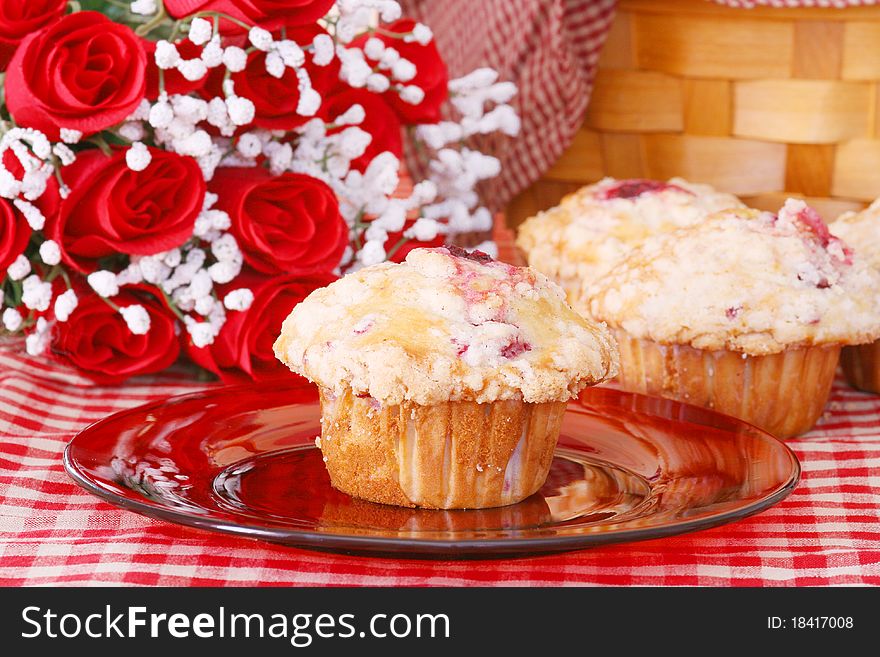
left=400, top=0, right=617, bottom=210
left=1, top=222, right=879, bottom=586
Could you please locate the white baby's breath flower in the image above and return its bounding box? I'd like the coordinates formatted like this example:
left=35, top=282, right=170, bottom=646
left=312, top=34, right=335, bottom=66
left=358, top=240, right=386, bottom=267
left=399, top=85, right=425, bottom=105
left=379, top=47, right=400, bottom=67
left=188, top=270, right=213, bottom=299
left=208, top=259, right=241, bottom=284
left=406, top=217, right=440, bottom=241
left=38, top=240, right=61, bottom=266
left=59, top=128, right=83, bottom=144
left=2, top=307, right=22, bottom=332
left=87, top=270, right=120, bottom=298
left=25, top=317, right=51, bottom=356
left=6, top=254, right=31, bottom=281
left=54, top=289, right=78, bottom=322
left=194, top=295, right=215, bottom=316
left=334, top=103, right=365, bottom=126
left=391, top=58, right=416, bottom=82
left=21, top=275, right=52, bottom=312
left=177, top=58, right=208, bottom=82
left=297, top=88, right=321, bottom=117
left=186, top=320, right=216, bottom=348
left=248, top=26, right=273, bottom=51
left=276, top=40, right=304, bottom=68
left=13, top=199, right=45, bottom=230
left=154, top=40, right=180, bottom=69
left=130, top=0, right=157, bottom=16
left=116, top=263, right=144, bottom=286
left=201, top=38, right=224, bottom=68
left=0, top=169, right=21, bottom=198
left=411, top=23, right=433, bottom=45
left=125, top=142, right=152, bottom=171
left=149, top=101, right=174, bottom=129
left=363, top=37, right=385, bottom=60
left=226, top=96, right=255, bottom=126
left=188, top=18, right=213, bottom=45
left=120, top=305, right=151, bottom=335
left=366, top=73, right=390, bottom=93
left=163, top=249, right=182, bottom=268
left=222, top=46, right=248, bottom=72
left=236, top=133, right=263, bottom=158
left=223, top=288, right=254, bottom=312
left=52, top=143, right=76, bottom=166
left=136, top=256, right=171, bottom=284
left=175, top=130, right=213, bottom=158
left=265, top=51, right=286, bottom=79
left=211, top=234, right=241, bottom=262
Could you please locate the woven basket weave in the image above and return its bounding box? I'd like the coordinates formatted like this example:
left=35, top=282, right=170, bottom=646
left=507, top=0, right=880, bottom=226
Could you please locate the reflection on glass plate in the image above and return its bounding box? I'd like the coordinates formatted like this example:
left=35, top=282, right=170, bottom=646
left=64, top=382, right=799, bottom=558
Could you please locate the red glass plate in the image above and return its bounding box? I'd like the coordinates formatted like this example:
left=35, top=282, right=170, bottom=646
left=64, top=381, right=800, bottom=558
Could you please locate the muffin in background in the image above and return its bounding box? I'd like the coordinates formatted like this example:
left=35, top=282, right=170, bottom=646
left=515, top=177, right=744, bottom=313
left=274, top=246, right=618, bottom=509
left=589, top=199, right=880, bottom=438
left=832, top=200, right=880, bottom=394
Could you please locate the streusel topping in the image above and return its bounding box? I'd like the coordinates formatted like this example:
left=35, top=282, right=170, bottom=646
left=274, top=246, right=618, bottom=405
left=832, top=199, right=880, bottom=270
left=589, top=200, right=880, bottom=355
left=515, top=177, right=744, bottom=305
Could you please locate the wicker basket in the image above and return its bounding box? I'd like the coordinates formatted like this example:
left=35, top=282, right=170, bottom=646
left=507, top=0, right=880, bottom=226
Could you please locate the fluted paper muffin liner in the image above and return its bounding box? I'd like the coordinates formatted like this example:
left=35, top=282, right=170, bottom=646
left=613, top=330, right=840, bottom=438
left=318, top=388, right=567, bottom=509
left=841, top=340, right=880, bottom=394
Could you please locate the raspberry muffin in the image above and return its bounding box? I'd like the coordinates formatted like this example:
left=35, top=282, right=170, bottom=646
left=516, top=177, right=744, bottom=312
left=274, top=246, right=618, bottom=509
left=589, top=199, right=880, bottom=438
left=832, top=200, right=880, bottom=393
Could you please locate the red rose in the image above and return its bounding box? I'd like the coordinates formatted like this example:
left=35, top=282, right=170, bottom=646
left=185, top=270, right=335, bottom=382
left=0, top=199, right=29, bottom=273
left=355, top=19, right=448, bottom=124
left=165, top=0, right=334, bottom=26
left=321, top=85, right=403, bottom=171
left=51, top=290, right=180, bottom=385
left=144, top=38, right=206, bottom=100
left=0, top=0, right=66, bottom=72
left=48, top=148, right=206, bottom=272
left=4, top=12, right=147, bottom=140
left=205, top=24, right=340, bottom=130
left=210, top=167, right=348, bottom=275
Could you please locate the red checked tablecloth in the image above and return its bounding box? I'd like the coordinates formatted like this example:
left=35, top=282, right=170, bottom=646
left=2, top=342, right=879, bottom=586
left=2, top=221, right=879, bottom=586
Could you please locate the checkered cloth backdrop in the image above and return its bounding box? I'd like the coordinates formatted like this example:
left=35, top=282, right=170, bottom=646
left=1, top=0, right=879, bottom=586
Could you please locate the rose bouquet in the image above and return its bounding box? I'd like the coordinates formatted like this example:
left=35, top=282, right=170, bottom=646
left=0, top=0, right=519, bottom=384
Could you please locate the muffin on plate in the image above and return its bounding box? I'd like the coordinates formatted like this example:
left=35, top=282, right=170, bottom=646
left=832, top=200, right=880, bottom=393
left=516, top=177, right=744, bottom=312
left=273, top=246, right=618, bottom=509
left=588, top=199, right=880, bottom=438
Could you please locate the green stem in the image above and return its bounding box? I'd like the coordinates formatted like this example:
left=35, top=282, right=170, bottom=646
left=368, top=27, right=412, bottom=40
left=384, top=236, right=409, bottom=262
left=88, top=134, right=113, bottom=156
left=100, top=296, right=121, bottom=312
left=135, top=1, right=168, bottom=37
left=192, top=10, right=253, bottom=31
left=157, top=286, right=187, bottom=323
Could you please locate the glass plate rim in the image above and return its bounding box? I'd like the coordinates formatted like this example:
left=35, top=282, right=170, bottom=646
left=63, top=381, right=801, bottom=557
